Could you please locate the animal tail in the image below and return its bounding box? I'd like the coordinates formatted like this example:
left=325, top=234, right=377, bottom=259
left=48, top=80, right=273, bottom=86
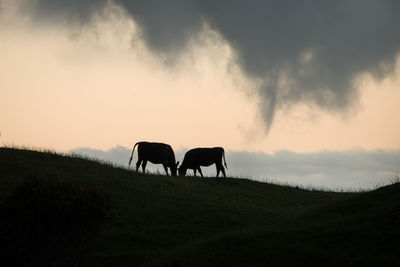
left=222, top=148, right=228, bottom=169
left=128, top=142, right=139, bottom=167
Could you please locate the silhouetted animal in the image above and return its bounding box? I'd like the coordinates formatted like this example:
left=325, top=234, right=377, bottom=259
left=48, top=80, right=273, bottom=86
left=128, top=142, right=179, bottom=176
left=178, top=147, right=227, bottom=177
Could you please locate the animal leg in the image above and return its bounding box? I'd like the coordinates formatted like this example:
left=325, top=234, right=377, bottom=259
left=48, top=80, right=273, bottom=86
left=193, top=168, right=197, bottom=177
left=216, top=164, right=226, bottom=178
left=197, top=167, right=204, bottom=178
left=221, top=166, right=226, bottom=178
left=142, top=160, right=147, bottom=173
left=136, top=159, right=142, bottom=172
left=216, top=164, right=220, bottom=177
left=163, top=164, right=169, bottom=176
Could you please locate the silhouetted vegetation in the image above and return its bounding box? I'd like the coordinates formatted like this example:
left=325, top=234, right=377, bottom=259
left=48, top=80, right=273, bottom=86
left=0, top=175, right=110, bottom=267
left=0, top=147, right=399, bottom=266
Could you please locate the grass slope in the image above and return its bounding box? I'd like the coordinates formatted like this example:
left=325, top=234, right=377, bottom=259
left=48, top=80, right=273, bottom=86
left=1, top=147, right=397, bottom=266
left=153, top=183, right=400, bottom=267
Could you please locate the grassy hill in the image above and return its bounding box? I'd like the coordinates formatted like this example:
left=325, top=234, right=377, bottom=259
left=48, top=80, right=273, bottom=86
left=0, top=147, right=398, bottom=266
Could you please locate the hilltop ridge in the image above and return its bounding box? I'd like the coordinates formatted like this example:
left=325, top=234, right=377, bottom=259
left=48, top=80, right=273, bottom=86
left=0, top=147, right=398, bottom=266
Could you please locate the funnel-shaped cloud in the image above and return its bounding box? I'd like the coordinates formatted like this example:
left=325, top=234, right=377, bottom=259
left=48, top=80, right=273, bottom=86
left=12, top=0, right=400, bottom=132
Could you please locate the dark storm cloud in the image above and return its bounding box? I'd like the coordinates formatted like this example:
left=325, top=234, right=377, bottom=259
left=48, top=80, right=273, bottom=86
left=29, top=0, right=108, bottom=24
left=24, top=0, right=400, bottom=131
left=69, top=146, right=400, bottom=190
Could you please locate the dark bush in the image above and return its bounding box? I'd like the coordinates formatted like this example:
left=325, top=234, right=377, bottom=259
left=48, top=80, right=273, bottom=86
left=0, top=176, right=110, bottom=267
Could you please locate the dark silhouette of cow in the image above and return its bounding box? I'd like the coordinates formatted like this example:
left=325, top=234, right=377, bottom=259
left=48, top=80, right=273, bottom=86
left=128, top=142, right=179, bottom=176
left=178, top=147, right=227, bottom=178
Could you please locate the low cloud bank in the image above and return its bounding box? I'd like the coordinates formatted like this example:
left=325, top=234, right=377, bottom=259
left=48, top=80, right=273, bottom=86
left=69, top=146, right=399, bottom=190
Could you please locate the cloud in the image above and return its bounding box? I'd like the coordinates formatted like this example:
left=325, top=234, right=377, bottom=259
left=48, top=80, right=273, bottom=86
left=119, top=0, right=400, bottom=132
left=227, top=150, right=400, bottom=189
left=69, top=146, right=400, bottom=190
left=70, top=145, right=131, bottom=167
left=20, top=0, right=107, bottom=25
left=6, top=0, right=400, bottom=132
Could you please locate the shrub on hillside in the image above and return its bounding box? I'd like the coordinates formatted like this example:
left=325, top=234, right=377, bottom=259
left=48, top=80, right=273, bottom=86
left=0, top=176, right=110, bottom=267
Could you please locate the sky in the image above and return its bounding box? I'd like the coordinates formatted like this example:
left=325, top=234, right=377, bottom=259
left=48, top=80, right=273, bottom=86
left=1, top=0, right=400, bottom=189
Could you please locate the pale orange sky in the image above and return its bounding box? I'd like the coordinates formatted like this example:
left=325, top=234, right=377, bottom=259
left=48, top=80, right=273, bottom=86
left=1, top=3, right=400, bottom=154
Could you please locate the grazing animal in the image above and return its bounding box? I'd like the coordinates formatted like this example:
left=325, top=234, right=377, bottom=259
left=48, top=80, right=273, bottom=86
left=128, top=142, right=179, bottom=176
left=178, top=147, right=227, bottom=178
